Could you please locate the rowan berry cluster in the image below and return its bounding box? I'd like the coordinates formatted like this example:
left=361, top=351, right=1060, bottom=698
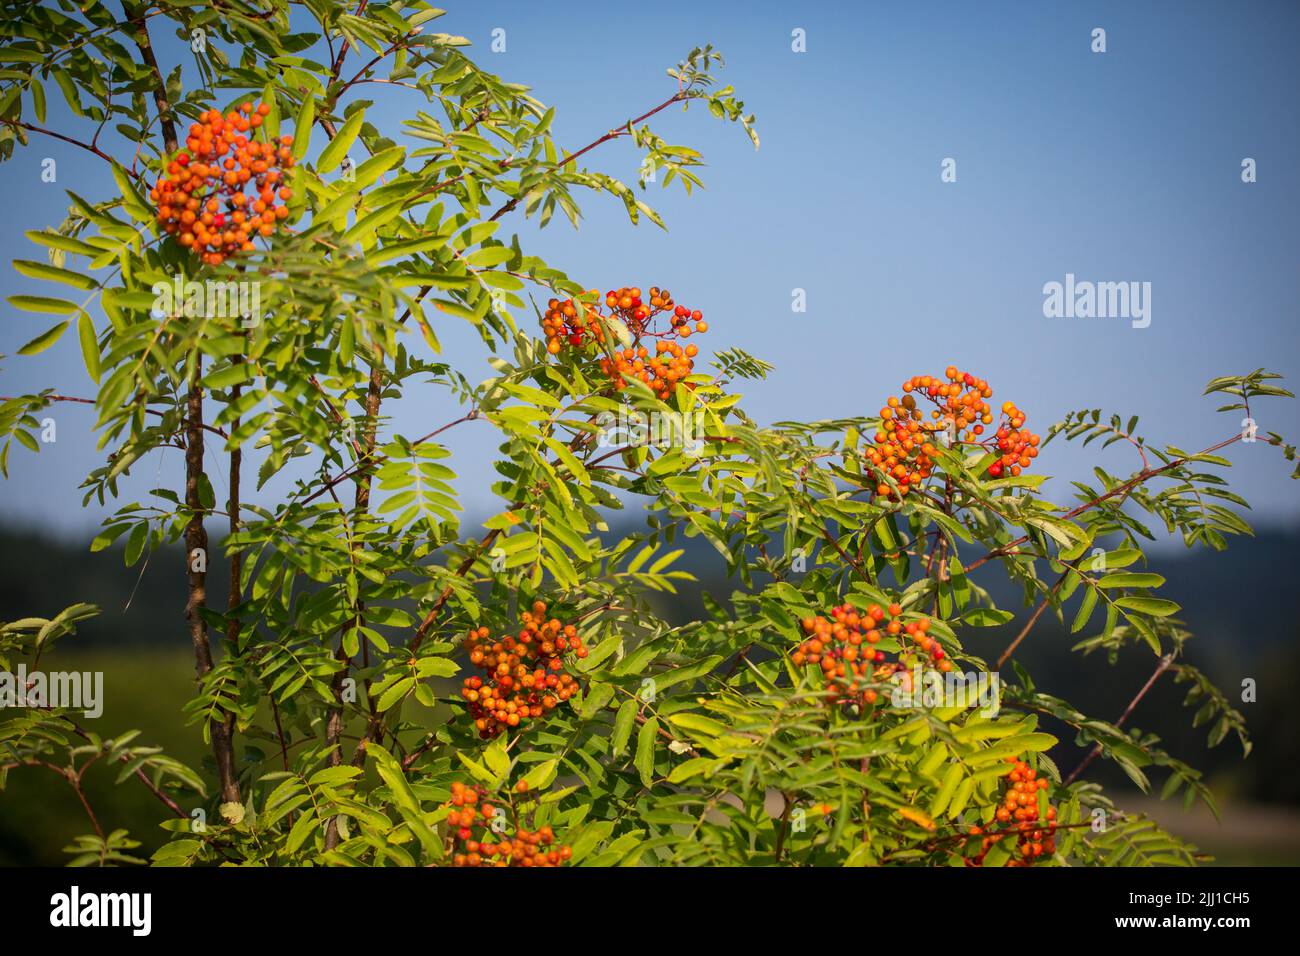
left=792, top=602, right=951, bottom=709
left=542, top=292, right=606, bottom=353
left=966, top=756, right=1058, bottom=866
left=150, top=101, right=296, bottom=266
left=609, top=285, right=708, bottom=338
left=444, top=780, right=572, bottom=867
left=864, top=366, right=1040, bottom=498
left=541, top=285, right=707, bottom=400
left=460, top=601, right=586, bottom=739
left=986, top=402, right=1040, bottom=479
left=600, top=286, right=707, bottom=399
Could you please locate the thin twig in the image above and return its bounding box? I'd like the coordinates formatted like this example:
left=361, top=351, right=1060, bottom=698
left=1063, top=653, right=1176, bottom=785
left=995, top=572, right=1068, bottom=669
left=966, top=433, right=1244, bottom=573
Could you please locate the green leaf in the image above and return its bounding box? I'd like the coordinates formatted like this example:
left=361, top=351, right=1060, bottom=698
left=666, top=757, right=715, bottom=784
left=634, top=716, right=657, bottom=787
left=24, top=230, right=102, bottom=258
left=13, top=259, right=97, bottom=290
left=1071, top=587, right=1099, bottom=633
left=519, top=758, right=559, bottom=792
left=368, top=744, right=441, bottom=861
left=465, top=246, right=514, bottom=267
left=292, top=95, right=315, bottom=160
left=284, top=808, right=318, bottom=854
left=317, top=108, right=364, bottom=173
left=124, top=522, right=148, bottom=566
left=1094, top=548, right=1142, bottom=570
left=203, top=363, right=254, bottom=390
left=110, top=163, right=151, bottom=222
left=574, top=634, right=621, bottom=674
left=17, top=320, right=70, bottom=355
left=578, top=681, right=615, bottom=719
left=483, top=734, right=510, bottom=781
left=376, top=677, right=414, bottom=712
left=1115, top=596, right=1180, bottom=617
left=8, top=294, right=79, bottom=314
left=1097, top=573, right=1165, bottom=589
left=351, top=145, right=405, bottom=188
left=611, top=699, right=637, bottom=758
left=455, top=751, right=498, bottom=786
left=260, top=82, right=280, bottom=139
left=961, top=608, right=1014, bottom=627
left=77, top=311, right=99, bottom=382
left=929, top=763, right=964, bottom=818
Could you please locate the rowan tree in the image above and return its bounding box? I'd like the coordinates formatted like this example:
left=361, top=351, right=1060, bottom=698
left=0, top=1, right=1294, bottom=867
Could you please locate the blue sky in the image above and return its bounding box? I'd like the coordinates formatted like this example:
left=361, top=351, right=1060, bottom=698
left=1, top=0, right=1297, bottom=544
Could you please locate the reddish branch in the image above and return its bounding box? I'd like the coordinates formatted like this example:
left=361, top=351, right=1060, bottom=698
left=225, top=369, right=244, bottom=686
left=328, top=0, right=371, bottom=82
left=821, top=526, right=870, bottom=582
left=0, top=119, right=130, bottom=172
left=1064, top=653, right=1176, bottom=786
left=118, top=11, right=244, bottom=809
left=908, top=818, right=1118, bottom=857
left=298, top=409, right=478, bottom=507
left=965, top=433, right=1245, bottom=573
left=0, top=393, right=229, bottom=440
left=487, top=91, right=689, bottom=223
left=65, top=721, right=186, bottom=818
left=408, top=527, right=503, bottom=655
left=995, top=572, right=1068, bottom=669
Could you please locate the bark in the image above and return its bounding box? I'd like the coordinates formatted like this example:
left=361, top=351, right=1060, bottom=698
left=185, top=364, right=240, bottom=806
left=126, top=3, right=177, bottom=154
left=324, top=366, right=384, bottom=849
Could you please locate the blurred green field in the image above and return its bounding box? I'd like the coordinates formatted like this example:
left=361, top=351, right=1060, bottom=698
left=0, top=648, right=203, bottom=866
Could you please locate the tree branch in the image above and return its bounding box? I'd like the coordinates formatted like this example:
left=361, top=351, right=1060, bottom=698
left=966, top=433, right=1244, bottom=573
left=486, top=91, right=689, bottom=223
left=184, top=362, right=240, bottom=807
left=125, top=2, right=177, bottom=154
left=1063, top=653, right=1176, bottom=786
left=0, top=119, right=130, bottom=172
left=324, top=366, right=384, bottom=847
left=995, top=572, right=1068, bottom=669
